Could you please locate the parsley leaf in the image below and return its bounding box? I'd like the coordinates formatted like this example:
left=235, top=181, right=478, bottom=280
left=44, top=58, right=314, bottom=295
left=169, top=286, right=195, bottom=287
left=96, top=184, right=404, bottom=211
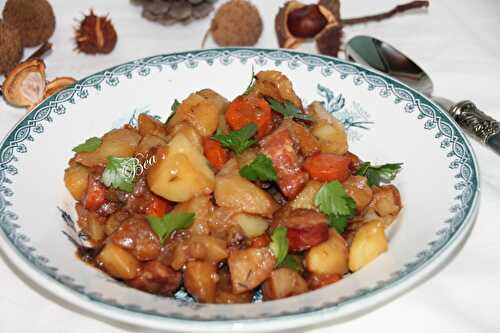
left=266, top=97, right=314, bottom=122
left=243, top=67, right=256, bottom=96
left=146, top=212, right=195, bottom=245
left=315, top=181, right=356, bottom=217
left=212, top=123, right=257, bottom=154
left=239, top=154, right=277, bottom=182
left=278, top=254, right=303, bottom=272
left=72, top=137, right=102, bottom=153
left=101, top=156, right=138, bottom=193
left=356, top=162, right=403, bottom=186
left=326, top=214, right=349, bottom=234
left=270, top=226, right=288, bottom=266
left=314, top=181, right=356, bottom=233
left=171, top=99, right=180, bottom=112
left=167, top=99, right=181, bottom=123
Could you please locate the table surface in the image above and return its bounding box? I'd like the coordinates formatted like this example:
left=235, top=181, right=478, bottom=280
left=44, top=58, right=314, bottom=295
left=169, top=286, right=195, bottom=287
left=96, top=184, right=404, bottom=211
left=1, top=0, right=499, bottom=332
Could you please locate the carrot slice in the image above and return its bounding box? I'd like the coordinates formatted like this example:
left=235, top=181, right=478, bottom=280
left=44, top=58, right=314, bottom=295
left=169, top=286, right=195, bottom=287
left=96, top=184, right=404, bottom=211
left=84, top=178, right=106, bottom=211
left=303, top=153, right=352, bottom=182
left=225, top=96, right=272, bottom=139
left=145, top=195, right=173, bottom=218
left=203, top=138, right=228, bottom=171
left=287, top=223, right=329, bottom=252
left=250, top=234, right=271, bottom=248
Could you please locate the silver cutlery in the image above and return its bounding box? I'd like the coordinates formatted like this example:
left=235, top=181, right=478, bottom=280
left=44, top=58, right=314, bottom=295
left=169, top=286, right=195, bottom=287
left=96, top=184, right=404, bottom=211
left=345, top=35, right=500, bottom=154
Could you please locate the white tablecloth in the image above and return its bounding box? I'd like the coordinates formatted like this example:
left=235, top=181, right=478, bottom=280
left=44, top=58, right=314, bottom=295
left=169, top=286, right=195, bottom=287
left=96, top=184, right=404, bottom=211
left=1, top=0, right=499, bottom=332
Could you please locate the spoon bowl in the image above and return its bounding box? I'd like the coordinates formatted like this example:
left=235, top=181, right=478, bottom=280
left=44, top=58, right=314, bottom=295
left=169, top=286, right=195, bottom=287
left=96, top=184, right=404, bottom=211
left=346, top=35, right=500, bottom=154
left=345, top=35, right=434, bottom=96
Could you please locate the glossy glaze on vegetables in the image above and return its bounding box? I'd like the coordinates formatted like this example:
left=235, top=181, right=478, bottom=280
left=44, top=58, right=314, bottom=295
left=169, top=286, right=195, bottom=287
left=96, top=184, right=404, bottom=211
left=64, top=70, right=403, bottom=303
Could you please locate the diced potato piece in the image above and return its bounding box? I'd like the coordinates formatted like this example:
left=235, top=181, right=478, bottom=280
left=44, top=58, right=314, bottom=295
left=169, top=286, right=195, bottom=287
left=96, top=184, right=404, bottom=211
left=370, top=185, right=402, bottom=218
left=168, top=89, right=227, bottom=137
left=138, top=113, right=168, bottom=140
left=235, top=148, right=259, bottom=168
left=172, top=195, right=213, bottom=236
left=136, top=134, right=167, bottom=156
left=64, top=164, right=90, bottom=200
left=311, top=119, right=348, bottom=155
left=183, top=261, right=218, bottom=303
left=262, top=268, right=308, bottom=300
left=217, top=111, right=230, bottom=135
left=343, top=176, right=373, bottom=213
left=215, top=290, right=253, bottom=304
left=88, top=215, right=105, bottom=242
left=147, top=151, right=214, bottom=202
left=75, top=128, right=142, bottom=167
left=228, top=247, right=276, bottom=293
left=217, top=158, right=239, bottom=177
left=254, top=70, right=302, bottom=109
left=307, top=101, right=336, bottom=123
left=97, top=243, right=139, bottom=280
left=147, top=132, right=215, bottom=202
left=189, top=236, right=228, bottom=263
left=306, top=229, right=348, bottom=275
left=105, top=211, right=129, bottom=236
left=348, top=219, right=388, bottom=272
left=233, top=213, right=269, bottom=238
left=166, top=122, right=203, bottom=153
left=215, top=269, right=253, bottom=304
left=289, top=180, right=322, bottom=210
left=197, top=88, right=229, bottom=113
left=214, top=174, right=279, bottom=217
left=168, top=131, right=214, bottom=182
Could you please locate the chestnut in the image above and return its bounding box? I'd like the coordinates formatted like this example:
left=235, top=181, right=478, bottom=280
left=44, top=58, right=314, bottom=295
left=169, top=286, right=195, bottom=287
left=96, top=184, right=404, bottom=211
left=287, top=5, right=327, bottom=38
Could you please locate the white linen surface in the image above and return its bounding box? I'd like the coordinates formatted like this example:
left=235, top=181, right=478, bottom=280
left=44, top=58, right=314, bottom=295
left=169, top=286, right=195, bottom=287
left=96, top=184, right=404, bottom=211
left=0, top=0, right=499, bottom=332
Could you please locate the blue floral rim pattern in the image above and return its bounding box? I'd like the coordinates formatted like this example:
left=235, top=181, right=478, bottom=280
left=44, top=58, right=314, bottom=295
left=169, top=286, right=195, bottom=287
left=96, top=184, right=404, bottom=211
left=0, top=48, right=479, bottom=322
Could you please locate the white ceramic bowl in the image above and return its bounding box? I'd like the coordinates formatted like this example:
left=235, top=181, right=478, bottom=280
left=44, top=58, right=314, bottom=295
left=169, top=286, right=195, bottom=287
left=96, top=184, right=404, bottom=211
left=0, top=48, right=479, bottom=332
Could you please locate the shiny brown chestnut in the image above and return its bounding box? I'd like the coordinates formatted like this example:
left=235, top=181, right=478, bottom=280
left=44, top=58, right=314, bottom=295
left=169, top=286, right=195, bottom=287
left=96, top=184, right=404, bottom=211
left=287, top=5, right=328, bottom=38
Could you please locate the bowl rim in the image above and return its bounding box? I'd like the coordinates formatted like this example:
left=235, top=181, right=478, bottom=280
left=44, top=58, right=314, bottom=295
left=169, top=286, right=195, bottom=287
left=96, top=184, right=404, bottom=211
left=0, top=47, right=480, bottom=330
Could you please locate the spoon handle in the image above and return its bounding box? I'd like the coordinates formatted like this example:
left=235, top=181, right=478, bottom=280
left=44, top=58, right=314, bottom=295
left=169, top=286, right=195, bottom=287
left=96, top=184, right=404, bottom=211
left=447, top=100, right=500, bottom=154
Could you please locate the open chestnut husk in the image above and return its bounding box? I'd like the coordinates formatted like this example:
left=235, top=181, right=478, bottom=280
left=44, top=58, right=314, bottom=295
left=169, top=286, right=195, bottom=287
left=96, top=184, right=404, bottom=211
left=1, top=58, right=77, bottom=110
left=275, top=1, right=305, bottom=49
left=287, top=5, right=327, bottom=38
left=1, top=58, right=46, bottom=108
left=44, top=77, right=77, bottom=98
left=276, top=0, right=339, bottom=50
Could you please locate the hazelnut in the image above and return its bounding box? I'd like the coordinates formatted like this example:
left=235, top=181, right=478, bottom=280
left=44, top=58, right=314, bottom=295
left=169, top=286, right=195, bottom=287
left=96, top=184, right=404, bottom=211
left=287, top=5, right=327, bottom=38
left=2, top=58, right=46, bottom=108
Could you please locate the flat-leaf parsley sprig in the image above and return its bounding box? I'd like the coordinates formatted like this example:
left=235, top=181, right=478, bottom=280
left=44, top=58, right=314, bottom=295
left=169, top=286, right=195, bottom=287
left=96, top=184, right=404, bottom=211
left=212, top=123, right=257, bottom=154
left=314, top=181, right=356, bottom=233
left=356, top=162, right=403, bottom=186
left=146, top=212, right=195, bottom=245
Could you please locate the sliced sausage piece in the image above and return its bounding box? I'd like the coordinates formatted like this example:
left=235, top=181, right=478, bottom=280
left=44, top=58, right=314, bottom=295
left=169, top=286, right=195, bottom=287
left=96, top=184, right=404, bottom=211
left=260, top=128, right=308, bottom=199
left=273, top=208, right=329, bottom=252
left=228, top=247, right=276, bottom=294
left=111, top=215, right=161, bottom=261
left=262, top=268, right=308, bottom=300
left=272, top=208, right=327, bottom=229
left=282, top=119, right=320, bottom=157
left=306, top=273, right=342, bottom=290
left=127, top=261, right=181, bottom=295
left=183, top=261, right=219, bottom=303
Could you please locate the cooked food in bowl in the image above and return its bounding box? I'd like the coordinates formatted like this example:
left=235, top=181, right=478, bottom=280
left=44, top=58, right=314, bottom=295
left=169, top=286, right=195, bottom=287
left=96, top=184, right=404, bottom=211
left=64, top=70, right=403, bottom=303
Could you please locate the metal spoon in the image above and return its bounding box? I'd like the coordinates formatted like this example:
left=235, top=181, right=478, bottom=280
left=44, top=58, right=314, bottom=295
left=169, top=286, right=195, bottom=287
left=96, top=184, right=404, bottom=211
left=345, top=35, right=500, bottom=154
